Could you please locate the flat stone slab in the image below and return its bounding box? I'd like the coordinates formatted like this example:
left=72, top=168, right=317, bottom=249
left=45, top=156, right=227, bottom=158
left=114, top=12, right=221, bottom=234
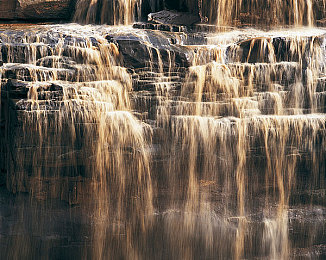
left=148, top=10, right=200, bottom=26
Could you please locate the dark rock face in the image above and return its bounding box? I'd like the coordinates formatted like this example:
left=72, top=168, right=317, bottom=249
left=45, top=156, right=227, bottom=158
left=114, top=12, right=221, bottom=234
left=164, top=0, right=198, bottom=13
left=0, top=0, right=17, bottom=20
left=0, top=0, right=74, bottom=21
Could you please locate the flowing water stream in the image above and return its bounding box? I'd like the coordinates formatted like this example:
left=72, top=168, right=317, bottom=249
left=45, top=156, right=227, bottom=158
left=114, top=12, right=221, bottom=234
left=0, top=2, right=326, bottom=260
left=74, top=0, right=326, bottom=26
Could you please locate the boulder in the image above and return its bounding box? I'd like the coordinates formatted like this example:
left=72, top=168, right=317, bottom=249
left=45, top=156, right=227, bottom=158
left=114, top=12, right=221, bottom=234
left=110, top=33, right=192, bottom=69
left=148, top=10, right=200, bottom=26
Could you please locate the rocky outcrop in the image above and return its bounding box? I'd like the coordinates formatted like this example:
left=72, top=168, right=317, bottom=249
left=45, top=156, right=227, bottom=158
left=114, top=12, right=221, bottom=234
left=0, top=0, right=74, bottom=21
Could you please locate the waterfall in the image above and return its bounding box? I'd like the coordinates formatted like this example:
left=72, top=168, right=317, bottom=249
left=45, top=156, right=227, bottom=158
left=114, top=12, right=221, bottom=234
left=1, top=2, right=326, bottom=259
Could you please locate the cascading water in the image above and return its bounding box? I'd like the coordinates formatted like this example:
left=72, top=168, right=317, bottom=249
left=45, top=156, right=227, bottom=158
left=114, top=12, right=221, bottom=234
left=73, top=0, right=326, bottom=26
left=73, top=0, right=162, bottom=25
left=0, top=1, right=326, bottom=259
left=0, top=25, right=154, bottom=258
left=200, top=0, right=319, bottom=26
left=73, top=0, right=140, bottom=24
left=148, top=28, right=326, bottom=259
left=183, top=0, right=326, bottom=26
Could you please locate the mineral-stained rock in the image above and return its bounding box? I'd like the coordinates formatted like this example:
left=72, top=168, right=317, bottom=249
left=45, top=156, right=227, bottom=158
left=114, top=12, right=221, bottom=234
left=148, top=10, right=200, bottom=26
left=16, top=0, right=73, bottom=20
left=0, top=0, right=74, bottom=20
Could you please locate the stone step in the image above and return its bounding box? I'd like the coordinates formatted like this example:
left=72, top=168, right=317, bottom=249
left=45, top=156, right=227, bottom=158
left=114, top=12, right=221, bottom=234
left=1, top=63, right=127, bottom=83
left=2, top=63, right=75, bottom=82
left=0, top=43, right=105, bottom=64
left=133, top=80, right=181, bottom=91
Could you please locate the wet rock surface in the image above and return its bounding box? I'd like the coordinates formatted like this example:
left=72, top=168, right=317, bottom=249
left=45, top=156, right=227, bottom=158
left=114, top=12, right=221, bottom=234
left=113, top=34, right=193, bottom=69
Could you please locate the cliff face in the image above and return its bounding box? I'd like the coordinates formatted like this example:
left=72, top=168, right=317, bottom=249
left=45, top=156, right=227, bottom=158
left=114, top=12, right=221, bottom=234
left=0, top=0, right=74, bottom=21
